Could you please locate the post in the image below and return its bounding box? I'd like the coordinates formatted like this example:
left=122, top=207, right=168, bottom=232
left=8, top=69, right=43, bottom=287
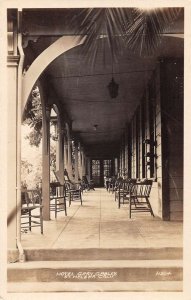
left=86, top=157, right=91, bottom=181
left=74, top=140, right=79, bottom=182
left=78, top=142, right=82, bottom=180
left=56, top=116, right=64, bottom=183
left=66, top=124, right=73, bottom=179
left=7, top=56, right=19, bottom=249
left=55, top=120, right=59, bottom=171
left=59, top=124, right=65, bottom=183
left=81, top=149, right=85, bottom=177
left=7, top=9, right=19, bottom=250
left=64, top=132, right=68, bottom=171
left=42, top=104, right=51, bottom=221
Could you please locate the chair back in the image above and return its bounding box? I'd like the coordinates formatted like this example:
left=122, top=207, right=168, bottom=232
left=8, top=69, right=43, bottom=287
left=82, top=176, right=88, bottom=184
left=53, top=170, right=65, bottom=185
left=64, top=182, right=71, bottom=191
left=114, top=177, right=123, bottom=189
left=21, top=189, right=42, bottom=206
left=123, top=179, right=136, bottom=190
left=131, top=180, right=153, bottom=197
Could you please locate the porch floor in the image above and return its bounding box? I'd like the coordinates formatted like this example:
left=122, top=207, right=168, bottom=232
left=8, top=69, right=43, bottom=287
left=21, top=188, right=183, bottom=249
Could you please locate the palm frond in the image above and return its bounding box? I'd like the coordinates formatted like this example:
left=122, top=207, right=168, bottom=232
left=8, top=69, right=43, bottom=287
left=70, top=7, right=183, bottom=65
left=71, top=8, right=132, bottom=65
left=125, top=8, right=183, bottom=55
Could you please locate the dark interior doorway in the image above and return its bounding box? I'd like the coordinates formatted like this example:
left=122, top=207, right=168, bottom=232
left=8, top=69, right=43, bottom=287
left=91, top=159, right=114, bottom=187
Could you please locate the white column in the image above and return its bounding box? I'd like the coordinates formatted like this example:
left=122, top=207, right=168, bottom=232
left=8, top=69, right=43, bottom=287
left=81, top=150, right=86, bottom=177
left=86, top=157, right=91, bottom=181
left=56, top=118, right=65, bottom=183
left=67, top=125, right=73, bottom=179
left=81, top=150, right=84, bottom=177
left=64, top=133, right=68, bottom=171
left=84, top=155, right=87, bottom=176
left=42, top=104, right=51, bottom=221
left=74, top=141, right=79, bottom=182
left=55, top=136, right=59, bottom=171
left=7, top=55, right=19, bottom=249
left=78, top=143, right=82, bottom=180
left=7, top=10, right=21, bottom=250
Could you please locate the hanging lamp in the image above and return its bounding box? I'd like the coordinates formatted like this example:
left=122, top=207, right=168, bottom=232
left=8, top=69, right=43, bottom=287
left=107, top=49, right=119, bottom=98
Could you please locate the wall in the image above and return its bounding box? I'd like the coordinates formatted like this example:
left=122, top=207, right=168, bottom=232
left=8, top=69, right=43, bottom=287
left=160, top=59, right=183, bottom=221
left=118, top=65, right=162, bottom=218
left=119, top=59, right=183, bottom=221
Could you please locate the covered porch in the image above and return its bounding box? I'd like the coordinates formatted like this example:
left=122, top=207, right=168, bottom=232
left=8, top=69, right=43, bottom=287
left=6, top=6, right=185, bottom=294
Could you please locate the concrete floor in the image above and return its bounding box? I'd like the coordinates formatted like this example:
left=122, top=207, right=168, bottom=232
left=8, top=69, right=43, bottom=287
left=21, top=188, right=183, bottom=249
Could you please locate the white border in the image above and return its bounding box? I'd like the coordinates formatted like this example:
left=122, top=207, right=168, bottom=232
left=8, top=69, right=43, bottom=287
left=1, top=1, right=191, bottom=300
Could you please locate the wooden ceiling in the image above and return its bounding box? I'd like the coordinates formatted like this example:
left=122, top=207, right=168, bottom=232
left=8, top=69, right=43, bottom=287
left=45, top=43, right=156, bottom=148
left=44, top=36, right=183, bottom=157
left=23, top=9, right=184, bottom=158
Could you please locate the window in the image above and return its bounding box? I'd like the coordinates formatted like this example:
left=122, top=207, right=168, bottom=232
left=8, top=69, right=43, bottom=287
left=91, top=159, right=101, bottom=186
left=103, top=160, right=112, bottom=177
left=92, top=160, right=100, bottom=176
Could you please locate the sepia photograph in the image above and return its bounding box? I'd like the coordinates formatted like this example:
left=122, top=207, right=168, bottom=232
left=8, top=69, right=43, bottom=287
left=1, top=0, right=191, bottom=299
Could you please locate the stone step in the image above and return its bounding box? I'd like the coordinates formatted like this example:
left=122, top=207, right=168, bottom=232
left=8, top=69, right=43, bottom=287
left=8, top=259, right=183, bottom=283
left=11, top=247, right=183, bottom=261
left=7, top=281, right=183, bottom=292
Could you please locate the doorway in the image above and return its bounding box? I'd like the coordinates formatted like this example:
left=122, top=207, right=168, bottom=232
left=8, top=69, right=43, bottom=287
left=91, top=159, right=113, bottom=187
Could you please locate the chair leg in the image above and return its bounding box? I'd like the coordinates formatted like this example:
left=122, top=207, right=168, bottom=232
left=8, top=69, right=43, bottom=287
left=69, top=193, right=71, bottom=206
left=133, top=197, right=137, bottom=207
left=146, top=197, right=155, bottom=216
left=29, top=210, right=32, bottom=231
left=64, top=197, right=67, bottom=216
left=40, top=207, right=43, bottom=234
left=55, top=198, right=57, bottom=219
left=70, top=192, right=73, bottom=203
left=129, top=196, right=132, bottom=218
left=118, top=194, right=120, bottom=209
left=67, top=194, right=69, bottom=204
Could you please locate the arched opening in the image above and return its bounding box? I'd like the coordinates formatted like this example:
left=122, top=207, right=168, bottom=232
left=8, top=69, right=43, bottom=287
left=21, top=85, right=43, bottom=191
left=50, top=107, right=58, bottom=183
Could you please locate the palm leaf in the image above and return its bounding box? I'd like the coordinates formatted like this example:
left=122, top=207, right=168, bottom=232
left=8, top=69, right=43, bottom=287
left=70, top=7, right=183, bottom=65
left=125, top=8, right=183, bottom=55
left=71, top=8, right=131, bottom=65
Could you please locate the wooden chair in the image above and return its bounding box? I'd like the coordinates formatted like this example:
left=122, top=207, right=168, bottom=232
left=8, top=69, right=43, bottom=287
left=129, top=180, right=154, bottom=218
left=21, top=189, right=43, bottom=234
left=64, top=181, right=82, bottom=206
left=118, top=179, right=137, bottom=209
left=114, top=178, right=123, bottom=204
left=108, top=177, right=116, bottom=193
left=82, top=176, right=95, bottom=191
left=54, top=169, right=82, bottom=206
left=50, top=182, right=67, bottom=218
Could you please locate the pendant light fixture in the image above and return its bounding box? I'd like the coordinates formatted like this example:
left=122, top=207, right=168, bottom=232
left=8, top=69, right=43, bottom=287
left=107, top=48, right=119, bottom=99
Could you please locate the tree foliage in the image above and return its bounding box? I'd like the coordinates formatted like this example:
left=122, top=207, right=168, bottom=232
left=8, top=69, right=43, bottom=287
left=23, top=86, right=42, bottom=147
left=50, top=144, right=56, bottom=171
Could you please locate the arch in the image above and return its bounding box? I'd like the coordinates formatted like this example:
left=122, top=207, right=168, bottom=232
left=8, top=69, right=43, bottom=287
left=22, top=35, right=85, bottom=115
